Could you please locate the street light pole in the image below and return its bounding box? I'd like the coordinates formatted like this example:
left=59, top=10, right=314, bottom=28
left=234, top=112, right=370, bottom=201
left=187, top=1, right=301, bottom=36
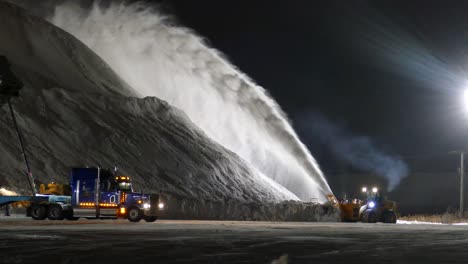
left=461, top=152, right=464, bottom=218
left=449, top=150, right=465, bottom=218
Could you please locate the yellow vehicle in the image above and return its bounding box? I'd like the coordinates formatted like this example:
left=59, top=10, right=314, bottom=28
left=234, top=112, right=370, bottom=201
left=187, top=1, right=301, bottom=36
left=339, top=199, right=362, bottom=222
left=39, top=182, right=70, bottom=195
left=327, top=194, right=361, bottom=222
left=329, top=186, right=398, bottom=223
left=359, top=186, right=398, bottom=223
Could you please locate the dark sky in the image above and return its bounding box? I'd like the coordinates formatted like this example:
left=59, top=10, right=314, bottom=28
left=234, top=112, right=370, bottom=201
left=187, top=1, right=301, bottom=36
left=151, top=0, right=468, bottom=196
left=157, top=4, right=467, bottom=143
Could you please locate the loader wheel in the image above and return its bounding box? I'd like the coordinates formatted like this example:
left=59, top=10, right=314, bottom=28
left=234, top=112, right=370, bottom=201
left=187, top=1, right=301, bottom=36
left=127, top=207, right=143, bottom=222
left=47, top=204, right=64, bottom=220
left=363, top=211, right=377, bottom=223
left=144, top=216, right=158, bottom=222
left=383, top=211, right=397, bottom=224
left=30, top=204, right=47, bottom=220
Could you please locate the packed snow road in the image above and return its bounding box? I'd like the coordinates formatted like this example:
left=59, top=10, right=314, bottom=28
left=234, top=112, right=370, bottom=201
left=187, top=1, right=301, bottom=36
left=0, top=217, right=467, bottom=263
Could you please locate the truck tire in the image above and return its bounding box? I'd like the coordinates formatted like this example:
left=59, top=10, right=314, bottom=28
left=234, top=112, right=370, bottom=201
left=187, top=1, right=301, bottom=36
left=383, top=211, right=397, bottom=224
left=127, top=207, right=143, bottom=222
left=64, top=211, right=79, bottom=221
left=26, top=206, right=32, bottom=217
left=47, top=204, right=64, bottom=220
left=144, top=215, right=158, bottom=222
left=30, top=204, right=47, bottom=220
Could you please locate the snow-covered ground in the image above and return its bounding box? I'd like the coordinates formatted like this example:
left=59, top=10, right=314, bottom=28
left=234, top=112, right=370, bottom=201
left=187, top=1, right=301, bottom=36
left=2, top=219, right=468, bottom=263
left=0, top=1, right=337, bottom=221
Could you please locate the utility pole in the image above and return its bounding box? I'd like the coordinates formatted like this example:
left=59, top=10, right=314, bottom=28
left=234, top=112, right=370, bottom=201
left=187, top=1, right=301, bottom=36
left=0, top=56, right=37, bottom=195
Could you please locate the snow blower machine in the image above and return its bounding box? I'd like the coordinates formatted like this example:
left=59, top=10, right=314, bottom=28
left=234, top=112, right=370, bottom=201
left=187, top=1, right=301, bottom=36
left=328, top=186, right=398, bottom=223
left=359, top=186, right=398, bottom=223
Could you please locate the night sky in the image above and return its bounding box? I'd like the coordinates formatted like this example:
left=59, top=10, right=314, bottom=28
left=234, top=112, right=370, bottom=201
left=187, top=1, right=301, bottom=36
left=150, top=1, right=468, bottom=207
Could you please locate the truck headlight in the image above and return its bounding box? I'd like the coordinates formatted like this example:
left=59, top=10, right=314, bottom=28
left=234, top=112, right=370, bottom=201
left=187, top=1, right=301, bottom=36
left=368, top=201, right=375, bottom=208
left=158, top=203, right=164, bottom=209
left=143, top=203, right=151, bottom=209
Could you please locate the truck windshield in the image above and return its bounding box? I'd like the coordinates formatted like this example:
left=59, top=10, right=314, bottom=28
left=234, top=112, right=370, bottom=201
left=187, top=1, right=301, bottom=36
left=118, top=182, right=132, bottom=191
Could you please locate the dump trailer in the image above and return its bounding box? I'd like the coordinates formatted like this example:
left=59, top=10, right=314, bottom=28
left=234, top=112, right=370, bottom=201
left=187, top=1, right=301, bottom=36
left=1, top=167, right=165, bottom=222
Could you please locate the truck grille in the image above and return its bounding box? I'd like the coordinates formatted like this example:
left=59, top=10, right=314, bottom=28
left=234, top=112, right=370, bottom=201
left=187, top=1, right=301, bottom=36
left=146, top=194, right=159, bottom=216
left=150, top=194, right=159, bottom=206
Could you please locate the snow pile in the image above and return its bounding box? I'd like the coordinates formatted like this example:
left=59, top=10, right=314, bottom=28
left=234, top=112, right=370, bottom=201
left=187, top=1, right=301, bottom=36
left=397, top=220, right=445, bottom=225
left=48, top=1, right=332, bottom=202
left=160, top=193, right=339, bottom=222
left=0, top=1, right=337, bottom=220
left=0, top=188, right=18, bottom=196
left=398, top=220, right=468, bottom=226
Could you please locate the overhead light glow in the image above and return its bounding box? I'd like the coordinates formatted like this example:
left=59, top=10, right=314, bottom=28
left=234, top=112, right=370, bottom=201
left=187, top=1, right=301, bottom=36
left=464, top=89, right=468, bottom=113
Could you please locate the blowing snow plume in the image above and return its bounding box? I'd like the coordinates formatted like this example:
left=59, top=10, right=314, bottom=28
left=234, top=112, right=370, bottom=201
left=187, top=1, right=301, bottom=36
left=44, top=1, right=332, bottom=202
left=301, top=113, right=408, bottom=191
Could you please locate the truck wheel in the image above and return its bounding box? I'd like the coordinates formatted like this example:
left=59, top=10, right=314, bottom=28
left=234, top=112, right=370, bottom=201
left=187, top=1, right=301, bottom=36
left=383, top=211, right=397, bottom=224
left=30, top=204, right=46, bottom=220
left=26, top=206, right=32, bottom=217
left=127, top=207, right=143, bottom=222
left=47, top=204, right=64, bottom=220
left=64, top=211, right=79, bottom=221
left=144, top=216, right=158, bottom=222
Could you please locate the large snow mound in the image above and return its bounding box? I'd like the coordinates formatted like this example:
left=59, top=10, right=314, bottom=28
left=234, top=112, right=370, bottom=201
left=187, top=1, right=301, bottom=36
left=47, top=1, right=332, bottom=202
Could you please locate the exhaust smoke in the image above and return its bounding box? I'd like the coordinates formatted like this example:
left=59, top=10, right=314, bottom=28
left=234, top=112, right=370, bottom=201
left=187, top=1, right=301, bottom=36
left=299, top=113, right=408, bottom=191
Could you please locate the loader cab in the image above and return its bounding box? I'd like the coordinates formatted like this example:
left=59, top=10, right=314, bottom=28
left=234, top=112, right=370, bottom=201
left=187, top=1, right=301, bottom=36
left=359, top=186, right=397, bottom=223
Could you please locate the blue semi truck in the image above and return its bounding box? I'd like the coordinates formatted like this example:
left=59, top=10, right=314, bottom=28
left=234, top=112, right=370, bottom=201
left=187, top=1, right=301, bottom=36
left=1, top=167, right=165, bottom=222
